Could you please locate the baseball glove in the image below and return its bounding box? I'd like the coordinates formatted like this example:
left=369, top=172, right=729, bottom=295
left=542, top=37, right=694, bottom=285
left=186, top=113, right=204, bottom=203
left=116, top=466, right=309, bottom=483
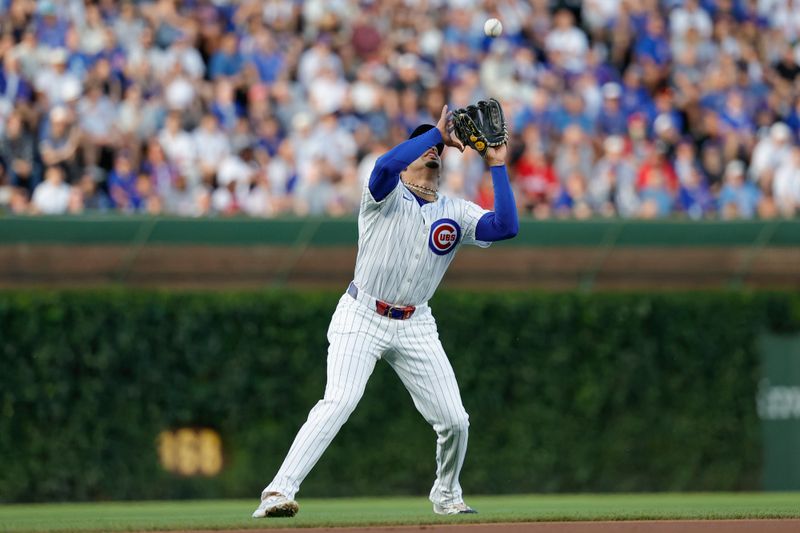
left=452, top=98, right=508, bottom=157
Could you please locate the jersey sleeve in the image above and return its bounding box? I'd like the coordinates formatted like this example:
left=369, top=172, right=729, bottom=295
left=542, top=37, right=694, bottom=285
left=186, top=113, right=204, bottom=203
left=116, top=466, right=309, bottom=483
left=361, top=176, right=402, bottom=212
left=460, top=199, right=492, bottom=248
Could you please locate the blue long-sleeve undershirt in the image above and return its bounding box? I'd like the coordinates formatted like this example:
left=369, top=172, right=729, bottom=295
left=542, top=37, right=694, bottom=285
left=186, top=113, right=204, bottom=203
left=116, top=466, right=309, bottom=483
left=475, top=165, right=519, bottom=242
left=369, top=128, right=443, bottom=201
left=369, top=130, right=517, bottom=242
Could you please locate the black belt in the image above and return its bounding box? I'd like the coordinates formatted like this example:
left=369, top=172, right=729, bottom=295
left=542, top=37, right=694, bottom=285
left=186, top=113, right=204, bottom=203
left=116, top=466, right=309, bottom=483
left=347, top=282, right=416, bottom=320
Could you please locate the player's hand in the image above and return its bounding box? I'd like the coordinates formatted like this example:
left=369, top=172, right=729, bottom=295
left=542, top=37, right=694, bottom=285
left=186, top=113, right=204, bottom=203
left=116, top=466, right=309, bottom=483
left=484, top=142, right=507, bottom=167
left=436, top=105, right=465, bottom=152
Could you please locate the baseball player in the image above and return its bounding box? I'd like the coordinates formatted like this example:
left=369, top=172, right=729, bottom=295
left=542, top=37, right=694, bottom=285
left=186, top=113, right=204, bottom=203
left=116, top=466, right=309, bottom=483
left=253, top=103, right=518, bottom=518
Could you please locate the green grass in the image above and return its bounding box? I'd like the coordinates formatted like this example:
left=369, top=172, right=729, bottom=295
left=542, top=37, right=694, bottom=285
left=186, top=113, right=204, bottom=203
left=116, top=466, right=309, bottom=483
left=1, top=493, right=799, bottom=532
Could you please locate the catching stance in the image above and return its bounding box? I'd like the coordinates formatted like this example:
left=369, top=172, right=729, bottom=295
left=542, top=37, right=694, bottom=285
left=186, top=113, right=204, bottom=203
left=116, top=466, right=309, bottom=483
left=253, top=100, right=517, bottom=518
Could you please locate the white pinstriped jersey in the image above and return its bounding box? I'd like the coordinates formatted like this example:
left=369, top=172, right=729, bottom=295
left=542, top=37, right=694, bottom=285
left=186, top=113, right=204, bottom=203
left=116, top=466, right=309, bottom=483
left=353, top=180, right=490, bottom=307
left=261, top=128, right=512, bottom=512
left=263, top=159, right=496, bottom=508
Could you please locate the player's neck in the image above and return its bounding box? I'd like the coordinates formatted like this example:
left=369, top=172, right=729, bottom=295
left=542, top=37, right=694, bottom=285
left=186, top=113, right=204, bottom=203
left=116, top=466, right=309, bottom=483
left=401, top=169, right=439, bottom=202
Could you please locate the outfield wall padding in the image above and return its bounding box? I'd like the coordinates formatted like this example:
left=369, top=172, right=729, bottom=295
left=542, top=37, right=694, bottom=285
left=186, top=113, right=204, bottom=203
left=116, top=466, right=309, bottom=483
left=2, top=217, right=800, bottom=247
left=1, top=290, right=798, bottom=502
left=2, top=218, right=800, bottom=289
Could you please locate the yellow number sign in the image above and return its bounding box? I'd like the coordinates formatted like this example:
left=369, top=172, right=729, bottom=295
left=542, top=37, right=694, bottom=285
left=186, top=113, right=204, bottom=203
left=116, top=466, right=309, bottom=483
left=157, top=428, right=223, bottom=476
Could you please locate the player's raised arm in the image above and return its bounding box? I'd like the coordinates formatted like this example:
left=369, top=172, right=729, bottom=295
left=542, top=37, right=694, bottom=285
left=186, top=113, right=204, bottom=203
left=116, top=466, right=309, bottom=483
left=474, top=143, right=519, bottom=242
left=450, top=98, right=518, bottom=242
left=368, top=105, right=463, bottom=201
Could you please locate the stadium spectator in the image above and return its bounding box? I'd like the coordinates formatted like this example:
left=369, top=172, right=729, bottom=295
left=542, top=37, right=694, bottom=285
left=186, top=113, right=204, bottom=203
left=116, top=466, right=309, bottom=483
left=0, top=111, right=36, bottom=194
left=750, top=122, right=793, bottom=183
left=10, top=27, right=46, bottom=83
left=158, top=111, right=196, bottom=183
left=639, top=166, right=675, bottom=219
left=39, top=106, right=80, bottom=184
left=553, top=171, right=592, bottom=219
left=107, top=151, right=142, bottom=211
left=677, top=166, right=716, bottom=220
left=699, top=143, right=726, bottom=189
left=773, top=146, right=800, bottom=217
left=545, top=8, right=589, bottom=73
left=634, top=14, right=671, bottom=67
left=136, top=172, right=162, bottom=215
left=162, top=173, right=199, bottom=217
left=514, top=131, right=557, bottom=217
left=209, top=78, right=241, bottom=131
left=6, top=186, right=30, bottom=214
left=192, top=113, right=230, bottom=186
left=209, top=32, right=243, bottom=81
left=637, top=144, right=679, bottom=192
left=0, top=0, right=798, bottom=220
left=245, top=27, right=284, bottom=84
left=671, top=0, right=713, bottom=44
left=582, top=0, right=621, bottom=39
left=31, top=165, right=70, bottom=215
left=34, top=48, right=82, bottom=107
left=141, top=139, right=178, bottom=200
left=719, top=160, right=761, bottom=218
left=77, top=82, right=119, bottom=169
left=114, top=1, right=146, bottom=53
left=589, top=135, right=639, bottom=218
left=0, top=54, right=34, bottom=114
left=79, top=3, right=108, bottom=56
left=673, top=139, right=699, bottom=186
left=73, top=168, right=112, bottom=212
left=266, top=139, right=298, bottom=214
left=297, top=35, right=342, bottom=87
left=164, top=61, right=198, bottom=113
left=552, top=92, right=593, bottom=136
left=116, top=85, right=146, bottom=144
left=242, top=167, right=274, bottom=218
left=554, top=125, right=594, bottom=183
left=308, top=64, right=348, bottom=115
left=597, top=83, right=628, bottom=136
left=213, top=145, right=255, bottom=215
left=63, top=27, right=94, bottom=87
left=35, top=1, right=68, bottom=49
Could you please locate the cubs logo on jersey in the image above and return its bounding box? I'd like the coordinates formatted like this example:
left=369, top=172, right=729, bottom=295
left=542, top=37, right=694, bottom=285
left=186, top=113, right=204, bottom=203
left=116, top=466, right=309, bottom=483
left=429, top=218, right=461, bottom=255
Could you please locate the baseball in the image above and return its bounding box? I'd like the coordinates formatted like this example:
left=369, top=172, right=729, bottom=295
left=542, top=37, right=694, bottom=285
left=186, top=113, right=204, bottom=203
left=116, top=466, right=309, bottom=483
left=484, top=18, right=503, bottom=38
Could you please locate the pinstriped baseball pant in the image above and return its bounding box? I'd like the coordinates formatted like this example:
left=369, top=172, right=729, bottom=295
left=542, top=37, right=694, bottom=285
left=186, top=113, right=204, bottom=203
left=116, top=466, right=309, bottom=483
left=265, top=293, right=470, bottom=506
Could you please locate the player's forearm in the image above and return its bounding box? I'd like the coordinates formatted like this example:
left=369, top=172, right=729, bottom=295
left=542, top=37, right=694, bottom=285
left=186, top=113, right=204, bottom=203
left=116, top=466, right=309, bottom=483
left=475, top=165, right=519, bottom=241
left=368, top=128, right=443, bottom=201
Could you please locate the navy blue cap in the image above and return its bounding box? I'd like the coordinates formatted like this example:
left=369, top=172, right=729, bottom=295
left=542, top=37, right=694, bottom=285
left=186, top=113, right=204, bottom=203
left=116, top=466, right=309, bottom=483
left=409, top=124, right=444, bottom=155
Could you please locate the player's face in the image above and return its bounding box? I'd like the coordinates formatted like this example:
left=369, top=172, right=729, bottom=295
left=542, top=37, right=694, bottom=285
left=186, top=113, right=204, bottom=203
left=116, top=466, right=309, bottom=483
left=419, top=146, right=442, bottom=170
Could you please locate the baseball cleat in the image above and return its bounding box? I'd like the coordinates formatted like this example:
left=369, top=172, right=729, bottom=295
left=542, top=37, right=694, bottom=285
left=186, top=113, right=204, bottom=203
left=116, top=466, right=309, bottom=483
left=433, top=501, right=478, bottom=515
left=252, top=491, right=299, bottom=518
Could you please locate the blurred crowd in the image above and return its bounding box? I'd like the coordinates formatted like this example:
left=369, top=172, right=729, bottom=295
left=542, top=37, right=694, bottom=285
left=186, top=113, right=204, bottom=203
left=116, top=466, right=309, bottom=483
left=1, top=0, right=800, bottom=219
